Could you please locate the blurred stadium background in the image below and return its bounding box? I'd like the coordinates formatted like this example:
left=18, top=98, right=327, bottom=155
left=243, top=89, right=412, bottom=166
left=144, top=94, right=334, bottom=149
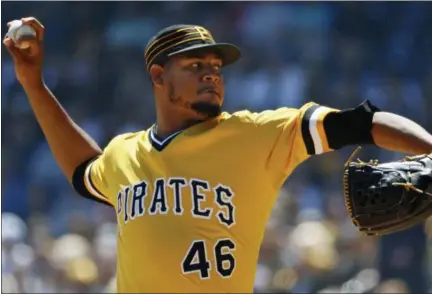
left=2, top=2, right=432, bottom=293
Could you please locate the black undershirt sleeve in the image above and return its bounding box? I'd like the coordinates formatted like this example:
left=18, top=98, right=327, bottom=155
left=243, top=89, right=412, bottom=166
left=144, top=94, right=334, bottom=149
left=323, top=100, right=381, bottom=150
left=71, top=156, right=113, bottom=207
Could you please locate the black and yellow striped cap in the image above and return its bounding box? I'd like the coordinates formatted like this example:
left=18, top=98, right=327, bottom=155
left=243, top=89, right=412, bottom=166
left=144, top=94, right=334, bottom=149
left=145, top=24, right=241, bottom=72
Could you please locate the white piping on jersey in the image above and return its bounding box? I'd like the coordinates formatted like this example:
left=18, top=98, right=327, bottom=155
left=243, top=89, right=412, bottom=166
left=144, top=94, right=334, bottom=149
left=150, top=125, right=183, bottom=147
left=84, top=161, right=107, bottom=200
left=308, top=106, right=327, bottom=155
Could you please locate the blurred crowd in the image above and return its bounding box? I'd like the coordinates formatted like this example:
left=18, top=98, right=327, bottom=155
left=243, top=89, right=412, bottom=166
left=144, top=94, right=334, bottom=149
left=2, top=2, right=432, bottom=293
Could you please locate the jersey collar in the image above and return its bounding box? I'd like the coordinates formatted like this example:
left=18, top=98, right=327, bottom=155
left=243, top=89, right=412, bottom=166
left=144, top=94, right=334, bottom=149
left=149, top=124, right=183, bottom=151
left=148, top=115, right=226, bottom=151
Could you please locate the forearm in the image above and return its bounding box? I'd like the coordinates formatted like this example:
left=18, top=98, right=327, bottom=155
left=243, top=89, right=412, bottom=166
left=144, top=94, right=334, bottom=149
left=372, top=112, right=432, bottom=155
left=23, top=83, right=102, bottom=181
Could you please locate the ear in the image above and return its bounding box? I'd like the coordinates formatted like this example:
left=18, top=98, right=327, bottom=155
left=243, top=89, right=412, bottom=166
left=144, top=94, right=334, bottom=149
left=149, top=64, right=165, bottom=88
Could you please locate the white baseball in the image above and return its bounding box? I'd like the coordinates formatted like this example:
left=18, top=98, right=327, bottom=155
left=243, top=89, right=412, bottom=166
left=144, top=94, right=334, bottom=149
left=7, top=20, right=37, bottom=49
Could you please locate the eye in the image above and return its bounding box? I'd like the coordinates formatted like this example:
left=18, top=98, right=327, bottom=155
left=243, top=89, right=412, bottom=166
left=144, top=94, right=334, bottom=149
left=191, top=62, right=200, bottom=69
left=213, top=64, right=221, bottom=71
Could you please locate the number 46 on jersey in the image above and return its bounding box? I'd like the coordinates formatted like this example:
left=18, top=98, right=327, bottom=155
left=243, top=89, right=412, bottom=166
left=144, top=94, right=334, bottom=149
left=182, top=238, right=236, bottom=279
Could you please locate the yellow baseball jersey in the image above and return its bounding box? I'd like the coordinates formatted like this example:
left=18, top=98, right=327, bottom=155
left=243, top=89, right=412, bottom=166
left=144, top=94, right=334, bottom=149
left=79, top=102, right=338, bottom=293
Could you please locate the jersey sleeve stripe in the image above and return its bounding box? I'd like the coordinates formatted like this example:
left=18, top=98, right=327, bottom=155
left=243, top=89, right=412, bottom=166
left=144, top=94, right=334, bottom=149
left=302, top=105, right=339, bottom=155
left=311, top=106, right=339, bottom=154
left=301, top=104, right=320, bottom=154
left=309, top=107, right=326, bottom=154
left=316, top=106, right=339, bottom=153
left=315, top=108, right=333, bottom=153
left=84, top=161, right=110, bottom=204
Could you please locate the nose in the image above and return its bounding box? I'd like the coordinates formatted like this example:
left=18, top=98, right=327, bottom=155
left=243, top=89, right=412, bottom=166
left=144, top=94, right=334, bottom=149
left=202, top=71, right=220, bottom=83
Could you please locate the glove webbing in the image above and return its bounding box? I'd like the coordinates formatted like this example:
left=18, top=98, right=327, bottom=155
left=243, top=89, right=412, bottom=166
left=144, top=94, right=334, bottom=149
left=343, top=147, right=432, bottom=222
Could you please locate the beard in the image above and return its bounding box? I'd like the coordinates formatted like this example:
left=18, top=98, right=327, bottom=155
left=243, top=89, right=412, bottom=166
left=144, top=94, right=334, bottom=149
left=168, top=83, right=222, bottom=119
left=190, top=101, right=221, bottom=118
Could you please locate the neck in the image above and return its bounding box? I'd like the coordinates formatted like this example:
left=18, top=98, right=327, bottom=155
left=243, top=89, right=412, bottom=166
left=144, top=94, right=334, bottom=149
left=155, top=116, right=205, bottom=139
left=154, top=95, right=219, bottom=138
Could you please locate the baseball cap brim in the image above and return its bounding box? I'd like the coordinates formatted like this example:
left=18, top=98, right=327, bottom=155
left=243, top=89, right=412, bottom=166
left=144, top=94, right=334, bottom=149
left=167, top=43, right=241, bottom=67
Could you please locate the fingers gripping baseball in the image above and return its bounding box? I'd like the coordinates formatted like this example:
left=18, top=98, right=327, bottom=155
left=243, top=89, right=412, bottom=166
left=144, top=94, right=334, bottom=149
left=4, top=16, right=45, bottom=87
left=19, top=17, right=45, bottom=41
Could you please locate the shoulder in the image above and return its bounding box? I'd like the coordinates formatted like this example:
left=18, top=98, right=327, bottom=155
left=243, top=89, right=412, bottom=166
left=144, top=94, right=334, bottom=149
left=221, top=104, right=317, bottom=127
left=220, top=110, right=256, bottom=124
left=103, top=131, right=148, bottom=155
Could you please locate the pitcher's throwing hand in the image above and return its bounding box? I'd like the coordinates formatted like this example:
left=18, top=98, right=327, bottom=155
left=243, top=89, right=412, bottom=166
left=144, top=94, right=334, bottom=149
left=4, top=17, right=45, bottom=88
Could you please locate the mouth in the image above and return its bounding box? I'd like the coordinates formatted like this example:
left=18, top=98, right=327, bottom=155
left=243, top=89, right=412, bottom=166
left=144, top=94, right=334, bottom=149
left=198, top=86, right=220, bottom=98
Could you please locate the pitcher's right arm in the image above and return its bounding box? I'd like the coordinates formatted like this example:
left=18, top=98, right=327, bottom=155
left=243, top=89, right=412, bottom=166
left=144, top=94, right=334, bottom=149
left=4, top=17, right=102, bottom=184
left=23, top=84, right=102, bottom=180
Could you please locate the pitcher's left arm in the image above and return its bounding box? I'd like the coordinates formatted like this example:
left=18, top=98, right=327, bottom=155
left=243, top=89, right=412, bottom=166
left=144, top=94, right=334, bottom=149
left=323, top=100, right=432, bottom=156
left=371, top=112, right=432, bottom=155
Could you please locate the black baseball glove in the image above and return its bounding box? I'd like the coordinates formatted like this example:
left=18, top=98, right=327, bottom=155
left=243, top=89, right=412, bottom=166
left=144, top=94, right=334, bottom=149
left=343, top=147, right=432, bottom=236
